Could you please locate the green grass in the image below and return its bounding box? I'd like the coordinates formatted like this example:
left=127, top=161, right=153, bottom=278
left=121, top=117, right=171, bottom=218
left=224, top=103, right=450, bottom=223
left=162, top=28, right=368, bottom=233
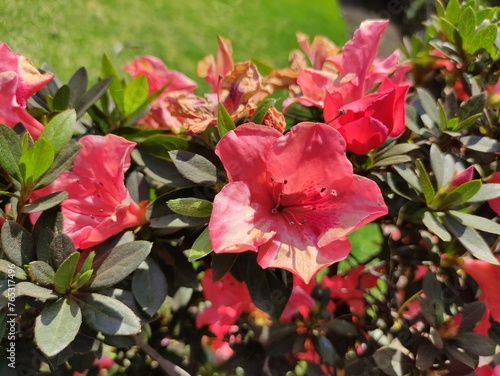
left=1, top=0, right=346, bottom=86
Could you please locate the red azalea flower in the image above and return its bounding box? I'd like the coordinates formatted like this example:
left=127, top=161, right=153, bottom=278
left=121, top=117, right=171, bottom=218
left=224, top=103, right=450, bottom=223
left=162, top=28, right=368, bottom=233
left=31, top=134, right=147, bottom=249
left=461, top=255, right=500, bottom=323
left=324, top=78, right=409, bottom=155
left=196, top=269, right=255, bottom=338
left=0, top=43, right=53, bottom=139
left=208, top=122, right=387, bottom=283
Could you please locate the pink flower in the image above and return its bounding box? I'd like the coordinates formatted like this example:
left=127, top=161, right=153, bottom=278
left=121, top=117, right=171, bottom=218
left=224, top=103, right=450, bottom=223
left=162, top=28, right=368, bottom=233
left=324, top=78, right=409, bottom=154
left=208, top=122, right=387, bottom=283
left=280, top=277, right=316, bottom=322
left=476, top=365, right=500, bottom=376
left=197, top=35, right=234, bottom=92
left=196, top=269, right=255, bottom=338
left=461, top=255, right=500, bottom=323
left=0, top=43, right=53, bottom=139
left=31, top=134, right=147, bottom=249
left=123, top=55, right=197, bottom=132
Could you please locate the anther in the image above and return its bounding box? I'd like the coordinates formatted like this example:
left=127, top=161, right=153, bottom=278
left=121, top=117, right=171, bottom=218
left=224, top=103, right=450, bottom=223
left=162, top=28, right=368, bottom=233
left=300, top=220, right=306, bottom=225
left=283, top=179, right=288, bottom=184
left=271, top=208, right=278, bottom=214
left=312, top=207, right=316, bottom=211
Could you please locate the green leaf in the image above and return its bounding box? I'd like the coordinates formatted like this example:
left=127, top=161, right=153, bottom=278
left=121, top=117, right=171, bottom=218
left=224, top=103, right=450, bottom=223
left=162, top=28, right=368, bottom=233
left=250, top=98, right=276, bottom=124
left=459, top=301, right=486, bottom=332
left=312, top=336, right=336, bottom=365
left=466, top=24, right=497, bottom=54
left=468, top=183, right=500, bottom=202
left=167, top=197, right=213, bottom=217
left=422, top=211, right=452, bottom=242
left=217, top=102, right=235, bottom=137
left=0, top=259, right=27, bottom=280
left=138, top=135, right=191, bottom=160
left=35, top=141, right=81, bottom=190
left=446, top=0, right=461, bottom=24
left=101, top=53, right=125, bottom=113
left=442, top=215, right=499, bottom=264
left=1, top=221, right=35, bottom=266
left=18, top=138, right=55, bottom=186
left=72, top=269, right=93, bottom=290
left=132, top=257, right=168, bottom=316
left=124, top=75, right=149, bottom=116
left=7, top=281, right=57, bottom=300
left=375, top=143, right=419, bottom=161
left=416, top=159, right=436, bottom=204
left=188, top=227, right=213, bottom=261
left=448, top=210, right=500, bottom=234
left=53, top=252, right=80, bottom=294
left=35, top=297, right=82, bottom=357
left=75, top=77, right=113, bottom=118
left=28, top=261, right=55, bottom=286
left=438, top=180, right=482, bottom=209
left=373, top=348, right=414, bottom=376
left=417, top=88, right=441, bottom=127
left=212, top=253, right=239, bottom=282
left=458, top=7, right=476, bottom=43
left=169, top=150, right=218, bottom=187
left=53, top=84, right=71, bottom=111
left=327, top=319, right=358, bottom=337
left=456, top=93, right=486, bottom=122
left=75, top=292, right=141, bottom=335
left=78, top=251, right=95, bottom=276
left=39, top=110, right=76, bottom=154
left=394, top=164, right=422, bottom=193
left=429, top=144, right=455, bottom=189
left=0, top=124, right=22, bottom=182
left=22, top=191, right=68, bottom=214
left=87, top=240, right=152, bottom=289
left=453, top=113, right=481, bottom=132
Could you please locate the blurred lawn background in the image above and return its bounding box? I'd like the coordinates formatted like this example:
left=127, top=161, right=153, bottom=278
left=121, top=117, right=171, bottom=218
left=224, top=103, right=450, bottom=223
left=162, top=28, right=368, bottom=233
left=1, top=0, right=346, bottom=86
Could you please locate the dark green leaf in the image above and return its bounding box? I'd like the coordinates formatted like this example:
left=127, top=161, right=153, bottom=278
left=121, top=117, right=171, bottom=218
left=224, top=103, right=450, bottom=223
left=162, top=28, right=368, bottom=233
left=312, top=336, right=336, bottom=365
left=453, top=332, right=496, bottom=356
left=87, top=240, right=152, bottom=289
left=28, top=261, right=55, bottom=286
left=53, top=252, right=80, bottom=294
left=53, top=84, right=71, bottom=111
left=459, top=301, right=486, bottom=332
left=453, top=114, right=481, bottom=132
left=416, top=339, right=436, bottom=371
left=217, top=102, right=235, bottom=137
left=375, top=143, right=419, bottom=160
left=132, top=257, right=168, bottom=316
left=39, top=110, right=76, bottom=154
left=167, top=197, right=213, bottom=217
left=7, top=281, right=57, bottom=300
left=422, top=270, right=443, bottom=306
left=458, top=7, right=475, bottom=43
left=466, top=24, right=497, bottom=54
left=327, top=319, right=358, bottom=337
left=137, top=135, right=191, bottom=160
left=211, top=253, right=239, bottom=282
left=124, top=75, right=149, bottom=116
left=68, top=67, right=88, bottom=107
left=442, top=215, right=499, bottom=264
left=188, top=227, right=213, bottom=261
left=443, top=344, right=477, bottom=369
left=373, top=349, right=414, bottom=376
left=75, top=292, right=141, bottom=335
left=75, top=77, right=113, bottom=118
left=22, top=191, right=68, bottom=214
left=372, top=155, right=413, bottom=167
left=250, top=98, right=276, bottom=124
left=1, top=221, right=35, bottom=266
left=0, top=124, right=22, bottom=182
left=169, top=150, right=218, bottom=187
left=35, top=297, right=82, bottom=357
left=394, top=164, right=422, bottom=193
left=422, top=211, right=452, bottom=242
left=468, top=183, right=500, bottom=202
left=456, top=93, right=486, bottom=122
left=50, top=233, right=76, bottom=268
left=417, top=88, right=441, bottom=127
left=430, top=144, right=455, bottom=189
left=238, top=252, right=292, bottom=320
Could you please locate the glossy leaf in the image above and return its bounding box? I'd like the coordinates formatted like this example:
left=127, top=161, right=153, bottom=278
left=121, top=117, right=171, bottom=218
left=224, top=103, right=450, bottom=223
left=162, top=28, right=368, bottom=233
left=67, top=67, right=88, bottom=107
left=35, top=141, right=82, bottom=190
left=416, top=159, right=435, bottom=204
left=52, top=84, right=71, bottom=111
left=188, top=227, right=213, bottom=261
left=250, top=97, right=276, bottom=124
left=0, top=124, right=22, bottom=182
left=438, top=180, right=482, bottom=209
left=124, top=75, right=149, bottom=116
left=18, top=138, right=55, bottom=186
left=75, top=77, right=113, bottom=118
left=132, top=257, right=168, bottom=316
left=422, top=211, right=451, bottom=242
left=53, top=252, right=80, bottom=294
left=35, top=297, right=82, bottom=357
left=448, top=210, right=500, bottom=234
left=101, top=53, right=125, bottom=112
left=39, top=109, right=76, bottom=154
left=217, top=102, right=235, bottom=137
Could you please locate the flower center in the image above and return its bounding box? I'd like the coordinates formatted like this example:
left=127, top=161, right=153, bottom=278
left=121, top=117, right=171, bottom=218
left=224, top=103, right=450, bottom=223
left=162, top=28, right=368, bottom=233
left=269, top=177, right=337, bottom=225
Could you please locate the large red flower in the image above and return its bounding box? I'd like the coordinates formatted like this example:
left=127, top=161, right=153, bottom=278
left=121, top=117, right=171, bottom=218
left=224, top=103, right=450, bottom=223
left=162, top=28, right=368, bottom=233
left=31, top=134, right=147, bottom=249
left=208, top=122, right=387, bottom=283
left=0, top=43, right=53, bottom=139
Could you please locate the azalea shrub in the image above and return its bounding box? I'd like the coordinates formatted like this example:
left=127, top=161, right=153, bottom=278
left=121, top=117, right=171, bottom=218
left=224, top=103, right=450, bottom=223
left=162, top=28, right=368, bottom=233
left=2, top=1, right=500, bottom=375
